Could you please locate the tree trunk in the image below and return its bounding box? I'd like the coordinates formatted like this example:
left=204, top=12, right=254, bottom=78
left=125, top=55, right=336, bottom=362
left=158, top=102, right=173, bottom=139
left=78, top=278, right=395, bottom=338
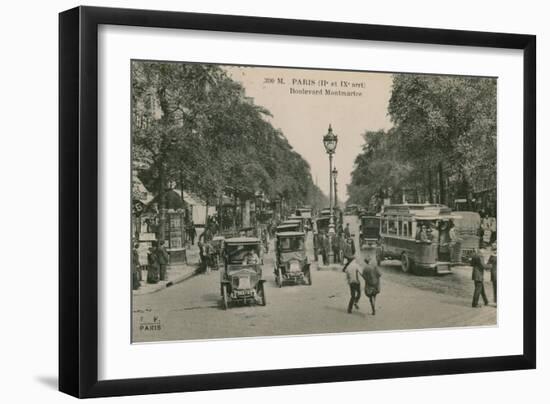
left=427, top=169, right=434, bottom=203
left=158, top=162, right=166, bottom=242
left=232, top=195, right=237, bottom=231
left=438, top=161, right=447, bottom=205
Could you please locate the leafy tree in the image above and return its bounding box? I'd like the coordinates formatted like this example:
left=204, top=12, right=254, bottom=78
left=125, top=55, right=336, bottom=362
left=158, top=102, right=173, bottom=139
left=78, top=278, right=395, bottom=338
left=348, top=74, right=496, bottom=209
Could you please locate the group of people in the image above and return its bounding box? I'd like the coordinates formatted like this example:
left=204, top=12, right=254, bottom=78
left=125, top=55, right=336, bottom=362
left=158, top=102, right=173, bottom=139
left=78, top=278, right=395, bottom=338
left=343, top=254, right=382, bottom=315
left=132, top=240, right=170, bottom=289
left=479, top=214, right=497, bottom=248
left=337, top=222, right=381, bottom=315
left=415, top=220, right=459, bottom=244
left=318, top=223, right=356, bottom=265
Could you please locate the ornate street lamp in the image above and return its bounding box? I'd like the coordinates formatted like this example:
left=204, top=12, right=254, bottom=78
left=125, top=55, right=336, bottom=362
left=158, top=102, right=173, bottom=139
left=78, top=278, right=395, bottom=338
left=323, top=124, right=338, bottom=264
left=332, top=166, right=338, bottom=209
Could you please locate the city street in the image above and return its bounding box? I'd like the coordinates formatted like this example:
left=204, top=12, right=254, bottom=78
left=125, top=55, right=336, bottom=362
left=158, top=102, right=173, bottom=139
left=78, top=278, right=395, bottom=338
left=132, top=216, right=496, bottom=343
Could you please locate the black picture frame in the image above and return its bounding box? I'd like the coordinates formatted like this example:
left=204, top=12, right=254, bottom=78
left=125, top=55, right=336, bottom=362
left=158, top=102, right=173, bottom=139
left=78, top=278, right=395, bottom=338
left=59, top=5, right=536, bottom=398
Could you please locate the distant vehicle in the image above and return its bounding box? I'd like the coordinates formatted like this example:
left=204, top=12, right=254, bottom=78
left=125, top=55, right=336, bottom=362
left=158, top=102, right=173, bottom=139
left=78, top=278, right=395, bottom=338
left=276, top=222, right=302, bottom=234
left=312, top=216, right=330, bottom=261
left=318, top=207, right=343, bottom=228
left=294, top=208, right=313, bottom=231
left=280, top=218, right=304, bottom=232
left=239, top=226, right=257, bottom=237
left=344, top=204, right=360, bottom=216
left=453, top=211, right=481, bottom=260
left=359, top=214, right=380, bottom=247
left=295, top=207, right=312, bottom=219
left=376, top=204, right=462, bottom=275
left=220, top=237, right=266, bottom=309
left=274, top=231, right=312, bottom=287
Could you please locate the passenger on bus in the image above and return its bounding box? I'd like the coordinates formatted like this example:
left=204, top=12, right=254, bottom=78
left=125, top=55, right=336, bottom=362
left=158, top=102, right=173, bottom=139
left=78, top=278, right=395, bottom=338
left=416, top=224, right=430, bottom=243
left=428, top=224, right=439, bottom=244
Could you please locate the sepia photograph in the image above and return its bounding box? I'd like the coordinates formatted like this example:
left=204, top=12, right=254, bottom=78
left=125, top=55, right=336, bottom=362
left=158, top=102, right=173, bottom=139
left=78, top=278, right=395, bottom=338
left=130, top=60, right=497, bottom=343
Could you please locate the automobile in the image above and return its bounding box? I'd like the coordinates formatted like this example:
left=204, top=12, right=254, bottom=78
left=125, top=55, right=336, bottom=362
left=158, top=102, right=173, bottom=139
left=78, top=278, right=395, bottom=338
left=452, top=211, right=481, bottom=261
left=220, top=237, right=266, bottom=309
left=288, top=215, right=308, bottom=232
left=359, top=214, right=380, bottom=247
left=274, top=231, right=312, bottom=287
left=344, top=204, right=360, bottom=216
left=239, top=226, right=258, bottom=237
left=276, top=221, right=302, bottom=233
left=295, top=207, right=312, bottom=219
left=375, top=204, right=462, bottom=275
left=312, top=216, right=331, bottom=261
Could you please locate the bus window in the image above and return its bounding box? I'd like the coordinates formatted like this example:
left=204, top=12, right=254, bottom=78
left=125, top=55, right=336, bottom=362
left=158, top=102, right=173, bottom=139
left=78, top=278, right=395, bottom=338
left=388, top=219, right=397, bottom=235
left=403, top=221, right=410, bottom=238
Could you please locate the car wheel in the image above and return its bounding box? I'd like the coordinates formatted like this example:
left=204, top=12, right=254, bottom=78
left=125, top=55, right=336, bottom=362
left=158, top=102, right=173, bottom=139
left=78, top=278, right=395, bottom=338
left=401, top=253, right=412, bottom=273
left=258, top=282, right=267, bottom=306
left=221, top=284, right=229, bottom=310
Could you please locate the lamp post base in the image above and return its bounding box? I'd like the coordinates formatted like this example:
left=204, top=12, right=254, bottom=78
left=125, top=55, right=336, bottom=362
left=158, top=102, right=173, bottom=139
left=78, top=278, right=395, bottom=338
left=327, top=251, right=334, bottom=265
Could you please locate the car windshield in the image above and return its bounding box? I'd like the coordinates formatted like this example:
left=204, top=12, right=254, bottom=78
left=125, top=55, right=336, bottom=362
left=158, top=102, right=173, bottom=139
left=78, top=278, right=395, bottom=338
left=363, top=218, right=379, bottom=227
left=225, top=244, right=260, bottom=264
left=316, top=219, right=330, bottom=232
left=279, top=237, right=304, bottom=251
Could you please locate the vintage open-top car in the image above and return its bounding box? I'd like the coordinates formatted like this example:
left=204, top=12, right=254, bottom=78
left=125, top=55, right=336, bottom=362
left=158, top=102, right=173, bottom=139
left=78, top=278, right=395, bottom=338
left=274, top=231, right=312, bottom=287
left=220, top=237, right=266, bottom=309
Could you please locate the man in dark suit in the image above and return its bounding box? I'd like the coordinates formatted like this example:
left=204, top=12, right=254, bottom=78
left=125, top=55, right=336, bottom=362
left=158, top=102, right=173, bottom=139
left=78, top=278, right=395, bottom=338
left=157, top=240, right=170, bottom=281
left=471, top=248, right=489, bottom=307
left=488, top=243, right=497, bottom=304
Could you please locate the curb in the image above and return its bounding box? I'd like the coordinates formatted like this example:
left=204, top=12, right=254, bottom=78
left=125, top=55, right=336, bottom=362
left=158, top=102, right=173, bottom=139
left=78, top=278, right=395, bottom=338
left=165, top=266, right=200, bottom=288
left=133, top=265, right=200, bottom=296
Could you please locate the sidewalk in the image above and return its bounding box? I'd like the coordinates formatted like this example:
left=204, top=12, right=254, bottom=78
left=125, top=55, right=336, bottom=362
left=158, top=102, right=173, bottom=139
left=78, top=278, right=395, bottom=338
left=133, top=243, right=201, bottom=296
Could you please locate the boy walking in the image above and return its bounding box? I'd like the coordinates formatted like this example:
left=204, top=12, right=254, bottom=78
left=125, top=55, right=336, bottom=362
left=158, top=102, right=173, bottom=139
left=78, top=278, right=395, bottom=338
left=345, top=255, right=361, bottom=314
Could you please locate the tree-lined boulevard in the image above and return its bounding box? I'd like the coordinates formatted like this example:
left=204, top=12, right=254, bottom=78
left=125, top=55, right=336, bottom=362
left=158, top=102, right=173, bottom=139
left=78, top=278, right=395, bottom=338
left=132, top=62, right=498, bottom=341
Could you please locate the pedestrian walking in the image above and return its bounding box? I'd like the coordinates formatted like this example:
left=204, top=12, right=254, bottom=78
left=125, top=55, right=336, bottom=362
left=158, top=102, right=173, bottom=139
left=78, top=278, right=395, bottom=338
left=332, top=233, right=341, bottom=264
left=321, top=233, right=329, bottom=265
left=146, top=242, right=160, bottom=284
left=200, top=225, right=213, bottom=243
left=157, top=240, right=170, bottom=281
left=470, top=248, right=489, bottom=307
left=488, top=243, right=497, bottom=304
left=344, top=223, right=351, bottom=239
left=189, top=221, right=197, bottom=245
left=360, top=257, right=381, bottom=315
left=342, top=237, right=355, bottom=269
left=344, top=255, right=361, bottom=314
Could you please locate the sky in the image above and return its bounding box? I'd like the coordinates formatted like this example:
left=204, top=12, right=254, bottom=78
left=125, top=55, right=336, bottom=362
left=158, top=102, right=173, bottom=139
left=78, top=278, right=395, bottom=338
left=224, top=65, right=394, bottom=202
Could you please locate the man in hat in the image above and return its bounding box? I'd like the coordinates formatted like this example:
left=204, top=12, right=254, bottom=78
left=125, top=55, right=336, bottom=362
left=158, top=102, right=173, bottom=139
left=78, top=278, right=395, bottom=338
left=487, top=243, right=497, bottom=304
left=471, top=248, right=489, bottom=307
left=157, top=240, right=170, bottom=281
left=147, top=241, right=160, bottom=284
left=344, top=254, right=362, bottom=314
